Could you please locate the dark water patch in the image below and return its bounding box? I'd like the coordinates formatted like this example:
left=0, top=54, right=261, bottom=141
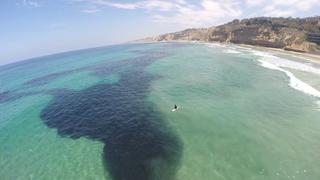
left=91, top=51, right=168, bottom=77
left=24, top=68, right=87, bottom=86
left=0, top=48, right=169, bottom=105
left=40, top=50, right=183, bottom=180
left=24, top=49, right=169, bottom=86
left=0, top=90, right=42, bottom=104
left=24, top=56, right=132, bottom=86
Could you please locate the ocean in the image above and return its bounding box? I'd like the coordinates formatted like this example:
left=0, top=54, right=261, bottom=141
left=1, top=42, right=320, bottom=180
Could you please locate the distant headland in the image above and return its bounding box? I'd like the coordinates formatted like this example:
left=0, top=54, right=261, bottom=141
left=138, top=16, right=320, bottom=55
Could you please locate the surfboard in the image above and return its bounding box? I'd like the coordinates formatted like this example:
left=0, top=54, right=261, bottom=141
left=171, top=106, right=179, bottom=112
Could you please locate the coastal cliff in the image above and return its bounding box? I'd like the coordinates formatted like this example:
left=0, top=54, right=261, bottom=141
left=141, top=17, right=320, bottom=54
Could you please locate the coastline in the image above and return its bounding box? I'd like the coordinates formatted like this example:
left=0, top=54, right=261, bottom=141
left=200, top=40, right=320, bottom=101
left=235, top=43, right=320, bottom=62
left=134, top=40, right=320, bottom=61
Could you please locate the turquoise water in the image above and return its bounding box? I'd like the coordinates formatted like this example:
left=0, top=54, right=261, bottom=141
left=1, top=43, right=320, bottom=180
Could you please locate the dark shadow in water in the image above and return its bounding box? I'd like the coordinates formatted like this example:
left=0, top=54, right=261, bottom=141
left=0, top=90, right=42, bottom=104
left=0, top=44, right=188, bottom=104
left=24, top=68, right=87, bottom=86
left=0, top=50, right=167, bottom=104
left=25, top=49, right=170, bottom=87
left=40, top=52, right=183, bottom=180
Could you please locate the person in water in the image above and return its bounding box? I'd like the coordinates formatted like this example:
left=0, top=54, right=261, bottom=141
left=174, top=104, right=177, bottom=109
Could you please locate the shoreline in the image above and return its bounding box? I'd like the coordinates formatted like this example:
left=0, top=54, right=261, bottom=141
left=134, top=40, right=320, bottom=61
left=201, top=40, right=320, bottom=99
left=235, top=43, right=320, bottom=62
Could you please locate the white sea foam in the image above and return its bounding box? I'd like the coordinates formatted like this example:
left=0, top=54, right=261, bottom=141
left=206, top=44, right=320, bottom=100
left=251, top=50, right=276, bottom=59
left=223, top=49, right=241, bottom=54
left=236, top=46, right=253, bottom=51
left=252, top=51, right=320, bottom=75
left=258, top=60, right=320, bottom=98
left=206, top=43, right=243, bottom=54
left=206, top=42, right=227, bottom=48
left=316, top=101, right=320, bottom=111
left=207, top=45, right=320, bottom=99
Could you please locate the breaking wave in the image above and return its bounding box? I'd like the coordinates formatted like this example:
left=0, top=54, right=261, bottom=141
left=223, top=49, right=242, bottom=54
left=258, top=59, right=320, bottom=98
left=252, top=51, right=320, bottom=75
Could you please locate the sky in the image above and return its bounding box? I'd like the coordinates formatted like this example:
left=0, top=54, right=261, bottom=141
left=0, top=0, right=319, bottom=66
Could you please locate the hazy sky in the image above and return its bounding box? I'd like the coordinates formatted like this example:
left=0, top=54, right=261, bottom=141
left=1, top=0, right=320, bottom=65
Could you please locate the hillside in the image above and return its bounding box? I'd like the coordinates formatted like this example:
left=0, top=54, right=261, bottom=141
left=141, top=17, right=320, bottom=54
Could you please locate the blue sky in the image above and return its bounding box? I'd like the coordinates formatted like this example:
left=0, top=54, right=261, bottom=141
left=1, top=0, right=319, bottom=65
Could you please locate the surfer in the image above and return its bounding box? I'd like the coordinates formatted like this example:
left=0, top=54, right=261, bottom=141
left=172, top=104, right=179, bottom=112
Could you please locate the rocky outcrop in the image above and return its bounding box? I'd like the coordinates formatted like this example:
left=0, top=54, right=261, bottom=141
left=140, top=17, right=320, bottom=54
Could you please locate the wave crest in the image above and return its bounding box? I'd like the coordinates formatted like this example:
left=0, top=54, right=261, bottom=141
left=258, top=59, right=320, bottom=98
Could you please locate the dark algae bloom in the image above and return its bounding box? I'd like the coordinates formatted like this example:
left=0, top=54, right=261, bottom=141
left=40, top=48, right=183, bottom=180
